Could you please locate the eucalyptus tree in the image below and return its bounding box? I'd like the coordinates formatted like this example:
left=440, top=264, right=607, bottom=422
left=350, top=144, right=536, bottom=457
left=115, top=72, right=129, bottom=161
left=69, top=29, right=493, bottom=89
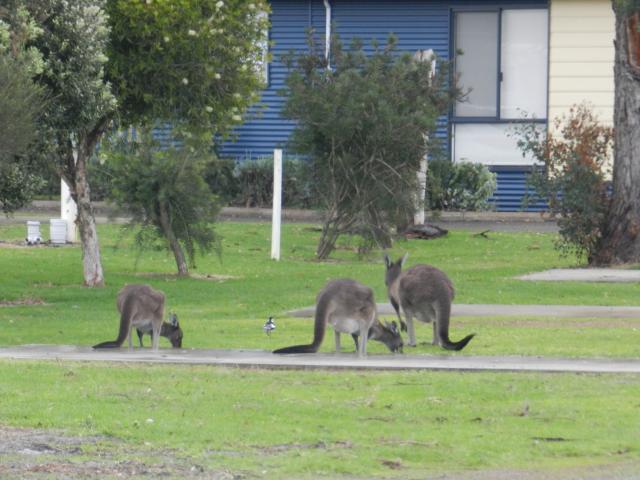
left=593, top=0, right=640, bottom=264
left=28, top=0, right=116, bottom=286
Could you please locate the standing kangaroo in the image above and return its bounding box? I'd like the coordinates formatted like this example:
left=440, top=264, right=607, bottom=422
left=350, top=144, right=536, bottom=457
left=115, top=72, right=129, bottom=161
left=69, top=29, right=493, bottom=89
left=93, top=284, right=165, bottom=351
left=384, top=254, right=475, bottom=351
left=273, top=279, right=403, bottom=357
left=136, top=312, right=183, bottom=348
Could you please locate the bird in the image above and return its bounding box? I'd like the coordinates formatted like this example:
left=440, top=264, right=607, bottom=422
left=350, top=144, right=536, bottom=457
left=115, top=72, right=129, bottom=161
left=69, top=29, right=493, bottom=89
left=263, top=316, right=276, bottom=336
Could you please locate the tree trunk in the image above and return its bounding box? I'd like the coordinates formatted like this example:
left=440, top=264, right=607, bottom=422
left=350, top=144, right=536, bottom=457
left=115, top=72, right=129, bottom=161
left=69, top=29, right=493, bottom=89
left=317, top=218, right=340, bottom=260
left=74, top=142, right=105, bottom=287
left=594, top=6, right=640, bottom=265
left=159, top=200, right=189, bottom=276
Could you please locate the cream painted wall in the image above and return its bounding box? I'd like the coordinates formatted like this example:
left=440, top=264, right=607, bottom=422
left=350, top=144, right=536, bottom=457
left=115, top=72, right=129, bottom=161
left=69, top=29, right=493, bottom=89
left=548, top=0, right=615, bottom=126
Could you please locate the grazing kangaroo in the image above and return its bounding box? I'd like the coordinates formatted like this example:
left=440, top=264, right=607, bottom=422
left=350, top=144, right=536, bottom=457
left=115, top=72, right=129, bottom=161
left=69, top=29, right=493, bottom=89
left=273, top=279, right=403, bottom=357
left=93, top=284, right=165, bottom=351
left=384, top=254, right=475, bottom=351
left=136, top=312, right=183, bottom=348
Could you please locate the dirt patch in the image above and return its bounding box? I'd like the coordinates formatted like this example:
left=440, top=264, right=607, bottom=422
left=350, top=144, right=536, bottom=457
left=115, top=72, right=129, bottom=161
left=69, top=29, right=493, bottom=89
left=134, top=272, right=237, bottom=282
left=189, top=273, right=238, bottom=282
left=0, top=297, right=47, bottom=307
left=0, top=425, right=237, bottom=479
left=0, top=241, right=71, bottom=249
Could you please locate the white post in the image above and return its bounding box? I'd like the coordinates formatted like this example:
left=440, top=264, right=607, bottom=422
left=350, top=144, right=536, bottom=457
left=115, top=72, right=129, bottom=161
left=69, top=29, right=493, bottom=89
left=413, top=49, right=436, bottom=226
left=271, top=149, right=283, bottom=261
left=414, top=158, right=428, bottom=225
left=60, top=178, right=77, bottom=242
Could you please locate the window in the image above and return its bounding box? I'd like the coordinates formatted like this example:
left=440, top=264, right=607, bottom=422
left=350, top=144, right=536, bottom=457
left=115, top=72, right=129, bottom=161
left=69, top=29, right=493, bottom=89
left=452, top=8, right=548, bottom=165
left=454, top=12, right=499, bottom=118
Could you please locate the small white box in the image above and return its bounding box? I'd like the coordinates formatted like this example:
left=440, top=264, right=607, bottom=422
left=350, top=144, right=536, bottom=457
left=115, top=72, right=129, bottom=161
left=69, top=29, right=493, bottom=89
left=26, top=221, right=41, bottom=245
left=49, top=219, right=68, bottom=245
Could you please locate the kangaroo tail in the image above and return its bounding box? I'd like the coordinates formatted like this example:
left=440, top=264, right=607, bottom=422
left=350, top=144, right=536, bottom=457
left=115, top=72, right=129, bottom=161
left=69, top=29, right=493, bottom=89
left=93, top=296, right=134, bottom=349
left=273, top=344, right=319, bottom=354
left=436, top=299, right=475, bottom=351
left=273, top=293, right=329, bottom=354
left=92, top=340, right=122, bottom=349
left=441, top=333, right=476, bottom=351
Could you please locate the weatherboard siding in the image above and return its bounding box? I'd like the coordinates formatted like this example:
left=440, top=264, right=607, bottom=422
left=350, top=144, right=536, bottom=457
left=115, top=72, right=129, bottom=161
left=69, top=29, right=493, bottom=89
left=548, top=0, right=614, bottom=126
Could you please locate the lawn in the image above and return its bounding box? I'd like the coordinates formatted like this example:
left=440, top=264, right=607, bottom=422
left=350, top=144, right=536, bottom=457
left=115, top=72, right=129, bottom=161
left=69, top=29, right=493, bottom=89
left=1, top=221, right=640, bottom=477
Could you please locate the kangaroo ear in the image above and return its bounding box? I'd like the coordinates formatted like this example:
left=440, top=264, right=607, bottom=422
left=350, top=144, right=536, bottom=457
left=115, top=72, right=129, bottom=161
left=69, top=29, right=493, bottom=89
left=170, top=313, right=179, bottom=327
left=400, top=253, right=409, bottom=267
left=384, top=253, right=392, bottom=268
left=390, top=321, right=399, bottom=334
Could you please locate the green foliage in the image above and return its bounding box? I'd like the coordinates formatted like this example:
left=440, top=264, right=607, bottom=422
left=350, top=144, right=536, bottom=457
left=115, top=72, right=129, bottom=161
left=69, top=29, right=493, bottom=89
left=230, top=156, right=317, bottom=208
left=103, top=131, right=221, bottom=273
left=427, top=159, right=496, bottom=211
left=33, top=0, right=116, bottom=142
left=106, top=0, right=269, bottom=139
left=282, top=34, right=460, bottom=258
left=0, top=5, right=47, bottom=213
left=0, top=162, right=44, bottom=214
left=515, top=104, right=613, bottom=263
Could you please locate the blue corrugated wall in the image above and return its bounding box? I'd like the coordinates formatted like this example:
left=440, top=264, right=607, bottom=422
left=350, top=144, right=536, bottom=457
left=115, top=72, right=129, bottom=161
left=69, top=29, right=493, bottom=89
left=220, top=0, right=549, bottom=211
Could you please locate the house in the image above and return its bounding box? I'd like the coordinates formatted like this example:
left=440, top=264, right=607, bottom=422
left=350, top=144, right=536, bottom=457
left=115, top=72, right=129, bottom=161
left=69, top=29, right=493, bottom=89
left=220, top=0, right=615, bottom=211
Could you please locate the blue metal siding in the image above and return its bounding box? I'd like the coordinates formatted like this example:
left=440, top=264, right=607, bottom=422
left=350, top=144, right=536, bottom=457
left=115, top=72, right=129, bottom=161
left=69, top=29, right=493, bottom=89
left=489, top=167, right=547, bottom=212
left=220, top=0, right=549, bottom=211
left=220, top=0, right=326, bottom=159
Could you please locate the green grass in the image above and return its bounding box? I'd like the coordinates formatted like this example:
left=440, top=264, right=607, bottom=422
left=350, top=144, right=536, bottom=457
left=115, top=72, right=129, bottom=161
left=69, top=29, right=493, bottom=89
left=1, top=222, right=640, bottom=356
left=1, top=361, right=639, bottom=478
left=1, top=221, right=640, bottom=477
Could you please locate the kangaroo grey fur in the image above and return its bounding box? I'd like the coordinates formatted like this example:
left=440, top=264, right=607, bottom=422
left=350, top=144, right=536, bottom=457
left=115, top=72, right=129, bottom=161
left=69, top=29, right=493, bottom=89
left=273, top=279, right=403, bottom=357
left=93, top=284, right=165, bottom=351
left=384, top=254, right=475, bottom=351
left=136, top=312, right=183, bottom=348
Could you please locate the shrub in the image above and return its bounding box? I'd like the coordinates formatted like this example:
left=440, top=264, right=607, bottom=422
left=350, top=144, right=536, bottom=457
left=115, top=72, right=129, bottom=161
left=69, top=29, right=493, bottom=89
left=103, top=131, right=221, bottom=276
left=282, top=34, right=460, bottom=258
left=208, top=156, right=318, bottom=209
left=514, top=104, right=613, bottom=262
left=426, top=159, right=496, bottom=212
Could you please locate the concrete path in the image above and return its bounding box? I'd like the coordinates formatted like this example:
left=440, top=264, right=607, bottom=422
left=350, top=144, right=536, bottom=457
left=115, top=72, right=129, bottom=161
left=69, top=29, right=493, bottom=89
left=518, top=268, right=640, bottom=283
left=1, top=344, right=640, bottom=374
left=289, top=303, right=640, bottom=318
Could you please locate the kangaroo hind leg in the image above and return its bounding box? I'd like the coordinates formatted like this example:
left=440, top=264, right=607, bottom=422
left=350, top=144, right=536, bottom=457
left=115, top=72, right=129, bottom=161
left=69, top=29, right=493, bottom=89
left=357, top=326, right=368, bottom=357
left=151, top=320, right=161, bottom=351
left=405, top=312, right=417, bottom=347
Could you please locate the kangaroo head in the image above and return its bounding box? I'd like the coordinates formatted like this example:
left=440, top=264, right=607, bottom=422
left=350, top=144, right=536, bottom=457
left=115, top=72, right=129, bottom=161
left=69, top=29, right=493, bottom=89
left=384, top=253, right=408, bottom=287
left=371, top=320, right=404, bottom=353
left=167, top=313, right=183, bottom=348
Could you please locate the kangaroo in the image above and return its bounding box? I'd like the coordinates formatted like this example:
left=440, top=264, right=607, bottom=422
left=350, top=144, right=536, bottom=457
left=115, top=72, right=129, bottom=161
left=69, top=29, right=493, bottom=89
left=273, top=279, right=403, bottom=357
left=384, top=253, right=475, bottom=351
left=93, top=284, right=165, bottom=351
left=136, top=312, right=183, bottom=348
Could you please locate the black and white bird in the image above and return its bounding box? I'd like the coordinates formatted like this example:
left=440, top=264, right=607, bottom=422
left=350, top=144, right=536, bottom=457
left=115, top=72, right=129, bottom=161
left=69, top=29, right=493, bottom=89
left=263, top=316, right=276, bottom=336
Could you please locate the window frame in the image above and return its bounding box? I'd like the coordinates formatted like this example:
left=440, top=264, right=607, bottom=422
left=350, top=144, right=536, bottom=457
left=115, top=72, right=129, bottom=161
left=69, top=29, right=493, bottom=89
left=450, top=5, right=549, bottom=125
